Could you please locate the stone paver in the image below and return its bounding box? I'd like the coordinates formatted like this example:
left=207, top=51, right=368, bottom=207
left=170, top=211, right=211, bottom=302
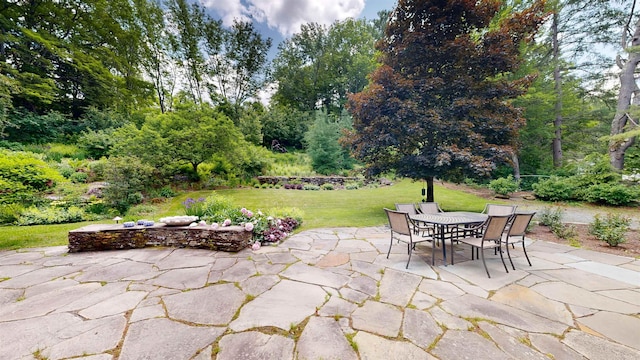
left=0, top=227, right=638, bottom=359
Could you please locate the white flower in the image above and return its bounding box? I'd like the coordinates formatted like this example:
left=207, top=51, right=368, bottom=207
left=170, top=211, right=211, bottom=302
left=244, top=222, right=254, bottom=232
left=223, top=219, right=232, bottom=227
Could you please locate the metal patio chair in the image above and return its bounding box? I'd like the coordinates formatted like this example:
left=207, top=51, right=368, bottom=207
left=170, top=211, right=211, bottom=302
left=503, top=212, right=536, bottom=270
left=385, top=208, right=436, bottom=268
left=455, top=215, right=511, bottom=278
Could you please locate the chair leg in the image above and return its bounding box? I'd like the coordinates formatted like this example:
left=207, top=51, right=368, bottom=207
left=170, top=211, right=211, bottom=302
left=522, top=242, right=532, bottom=266
left=386, top=235, right=393, bottom=259
left=406, top=242, right=412, bottom=269
left=505, top=241, right=516, bottom=270
left=498, top=244, right=509, bottom=273
left=480, top=247, right=491, bottom=278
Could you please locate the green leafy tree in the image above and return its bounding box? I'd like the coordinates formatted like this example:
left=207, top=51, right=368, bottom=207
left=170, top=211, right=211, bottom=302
left=111, top=104, right=241, bottom=175
left=305, top=112, right=353, bottom=175
left=347, top=0, right=547, bottom=201
left=207, top=20, right=272, bottom=121
left=259, top=105, right=313, bottom=149
left=166, top=0, right=208, bottom=105
left=271, top=18, right=377, bottom=114
left=134, top=0, right=175, bottom=113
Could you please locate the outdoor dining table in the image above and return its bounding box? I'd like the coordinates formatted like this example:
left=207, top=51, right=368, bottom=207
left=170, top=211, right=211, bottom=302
left=409, top=212, right=488, bottom=266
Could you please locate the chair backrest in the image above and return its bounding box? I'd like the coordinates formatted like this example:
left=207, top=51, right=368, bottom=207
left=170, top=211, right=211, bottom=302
left=418, top=202, right=442, bottom=214
left=395, top=203, right=418, bottom=215
left=507, top=212, right=536, bottom=237
left=385, top=208, right=412, bottom=236
left=482, top=215, right=511, bottom=241
left=483, top=204, right=517, bottom=216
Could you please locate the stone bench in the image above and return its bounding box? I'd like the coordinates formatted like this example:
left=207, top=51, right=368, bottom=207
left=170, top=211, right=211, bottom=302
left=68, top=223, right=252, bottom=253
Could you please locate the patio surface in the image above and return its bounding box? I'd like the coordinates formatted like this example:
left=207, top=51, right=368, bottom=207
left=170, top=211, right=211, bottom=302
left=1, top=227, right=639, bottom=359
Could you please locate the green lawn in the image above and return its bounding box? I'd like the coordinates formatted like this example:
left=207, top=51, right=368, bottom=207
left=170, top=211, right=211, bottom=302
left=0, top=179, right=490, bottom=250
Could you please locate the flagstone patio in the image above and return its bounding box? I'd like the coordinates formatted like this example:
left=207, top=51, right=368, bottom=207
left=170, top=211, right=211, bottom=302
left=1, top=226, right=638, bottom=359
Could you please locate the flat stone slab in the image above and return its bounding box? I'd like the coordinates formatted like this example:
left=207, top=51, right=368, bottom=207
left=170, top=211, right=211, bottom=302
left=491, top=284, right=574, bottom=325
left=402, top=308, right=442, bottom=349
left=217, top=331, right=294, bottom=360
left=120, top=318, right=224, bottom=360
left=432, top=330, right=511, bottom=360
left=576, top=311, right=640, bottom=350
left=229, top=279, right=327, bottom=332
left=164, top=283, right=245, bottom=325
left=351, top=300, right=403, bottom=337
left=531, top=282, right=640, bottom=314
left=562, top=329, right=640, bottom=360
left=296, top=317, right=358, bottom=360
left=440, top=294, right=569, bottom=335
left=378, top=268, right=421, bottom=306
left=353, top=332, right=434, bottom=359
left=280, top=262, right=351, bottom=288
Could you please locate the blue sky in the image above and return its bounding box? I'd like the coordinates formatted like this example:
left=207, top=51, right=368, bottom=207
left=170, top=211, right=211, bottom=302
left=201, top=0, right=395, bottom=57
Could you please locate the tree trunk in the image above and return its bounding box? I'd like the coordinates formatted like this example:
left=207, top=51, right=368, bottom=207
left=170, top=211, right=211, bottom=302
left=552, top=10, right=563, bottom=168
left=426, top=176, right=434, bottom=203
left=609, top=18, right=640, bottom=170
left=511, top=151, right=521, bottom=182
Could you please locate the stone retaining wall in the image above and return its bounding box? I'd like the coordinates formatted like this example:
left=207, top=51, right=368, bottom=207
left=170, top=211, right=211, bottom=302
left=68, top=224, right=251, bottom=253
left=257, top=176, right=366, bottom=186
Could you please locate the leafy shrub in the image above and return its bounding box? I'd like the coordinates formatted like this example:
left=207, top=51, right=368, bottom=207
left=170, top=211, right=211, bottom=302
left=85, top=199, right=108, bottom=215
left=537, top=207, right=578, bottom=240
left=77, top=129, right=115, bottom=159
left=321, top=183, right=334, bottom=190
left=0, top=150, right=64, bottom=204
left=582, top=183, right=639, bottom=206
left=202, top=193, right=236, bottom=217
left=532, top=176, right=576, bottom=202
left=284, top=183, right=303, bottom=190
left=158, top=186, right=176, bottom=198
left=538, top=207, right=563, bottom=228
left=87, top=158, right=107, bottom=182
left=303, top=184, right=321, bottom=190
left=0, top=203, right=24, bottom=224
left=127, top=204, right=157, bottom=217
left=589, top=213, right=631, bottom=247
left=345, top=182, right=360, bottom=190
left=102, top=156, right=156, bottom=214
left=69, top=171, right=89, bottom=184
left=44, top=143, right=86, bottom=162
left=57, top=163, right=75, bottom=178
left=488, top=175, right=519, bottom=196
left=16, top=206, right=90, bottom=225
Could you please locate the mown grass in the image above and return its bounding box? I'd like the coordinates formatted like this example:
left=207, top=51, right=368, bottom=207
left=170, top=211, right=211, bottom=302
left=0, top=179, right=489, bottom=250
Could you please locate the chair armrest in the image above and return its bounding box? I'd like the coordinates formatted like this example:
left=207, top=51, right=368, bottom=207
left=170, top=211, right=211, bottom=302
left=409, top=219, right=435, bottom=236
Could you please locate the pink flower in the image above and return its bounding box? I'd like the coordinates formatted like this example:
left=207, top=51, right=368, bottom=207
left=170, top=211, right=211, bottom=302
left=241, top=208, right=248, bottom=215
left=211, top=223, right=219, bottom=229
left=244, top=222, right=254, bottom=232
left=223, top=219, right=231, bottom=227
left=246, top=210, right=253, bottom=218
left=251, top=242, right=261, bottom=251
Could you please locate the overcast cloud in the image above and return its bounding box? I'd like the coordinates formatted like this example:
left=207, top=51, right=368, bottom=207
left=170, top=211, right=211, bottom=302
left=202, top=0, right=366, bottom=36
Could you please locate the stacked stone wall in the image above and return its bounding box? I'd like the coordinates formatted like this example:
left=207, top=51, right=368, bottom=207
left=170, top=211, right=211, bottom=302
left=68, top=224, right=250, bottom=252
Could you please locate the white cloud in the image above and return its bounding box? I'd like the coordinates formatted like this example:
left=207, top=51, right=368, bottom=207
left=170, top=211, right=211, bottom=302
left=201, top=0, right=252, bottom=25
left=202, top=0, right=366, bottom=36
